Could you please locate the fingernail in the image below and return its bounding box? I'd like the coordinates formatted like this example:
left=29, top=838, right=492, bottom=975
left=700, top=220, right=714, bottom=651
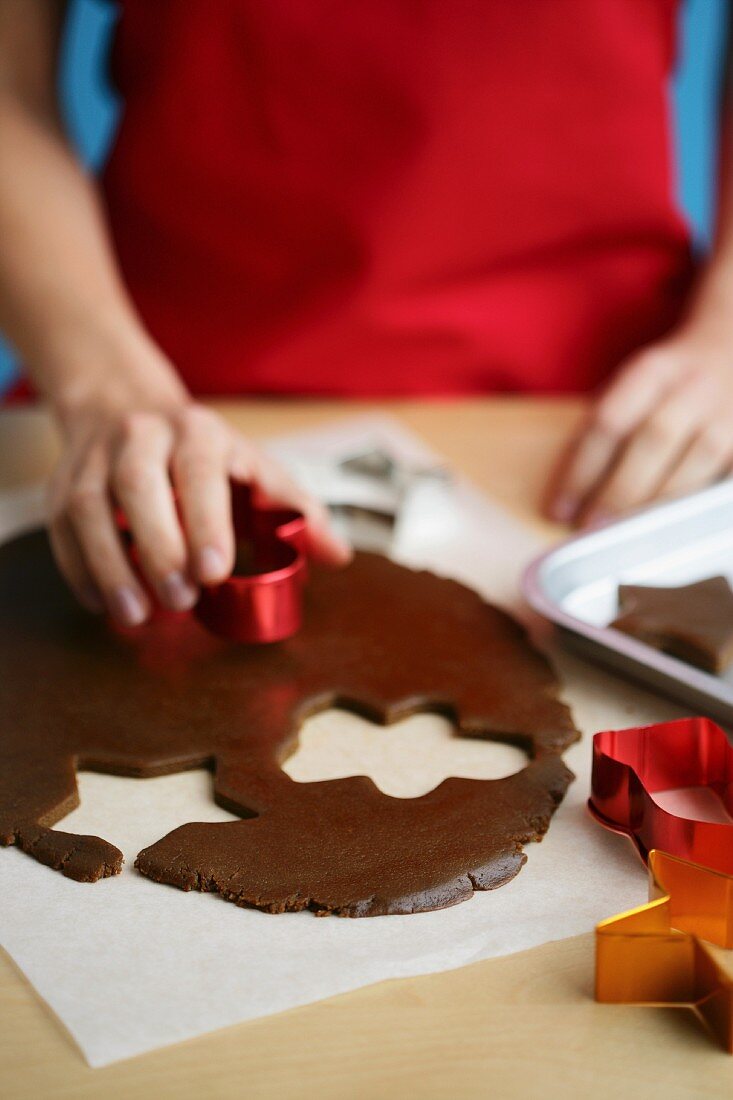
left=314, top=528, right=352, bottom=567
left=582, top=510, right=611, bottom=530
left=109, top=586, right=148, bottom=627
left=331, top=535, right=353, bottom=564
left=160, top=570, right=199, bottom=611
left=80, top=585, right=105, bottom=614
left=198, top=545, right=227, bottom=584
left=550, top=496, right=576, bottom=523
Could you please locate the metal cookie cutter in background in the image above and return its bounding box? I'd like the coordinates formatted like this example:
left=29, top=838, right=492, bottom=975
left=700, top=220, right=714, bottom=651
left=282, top=443, right=455, bottom=553
left=589, top=717, right=733, bottom=875
left=341, top=447, right=456, bottom=551
left=596, top=849, right=733, bottom=1053
left=194, top=482, right=307, bottom=644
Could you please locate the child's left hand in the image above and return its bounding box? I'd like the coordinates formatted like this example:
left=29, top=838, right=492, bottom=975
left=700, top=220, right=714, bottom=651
left=545, top=322, right=733, bottom=527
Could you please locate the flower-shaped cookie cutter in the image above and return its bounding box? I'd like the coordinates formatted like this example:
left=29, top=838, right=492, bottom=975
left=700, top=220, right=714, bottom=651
left=115, top=482, right=307, bottom=643
left=596, top=849, right=733, bottom=1052
left=589, top=717, right=733, bottom=875
left=194, top=482, right=308, bottom=643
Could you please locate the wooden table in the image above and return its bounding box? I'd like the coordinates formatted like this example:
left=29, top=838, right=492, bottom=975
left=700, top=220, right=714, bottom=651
left=1, top=398, right=731, bottom=1100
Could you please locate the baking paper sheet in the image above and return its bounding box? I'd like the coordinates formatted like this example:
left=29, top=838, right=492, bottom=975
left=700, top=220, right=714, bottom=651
left=0, top=416, right=685, bottom=1067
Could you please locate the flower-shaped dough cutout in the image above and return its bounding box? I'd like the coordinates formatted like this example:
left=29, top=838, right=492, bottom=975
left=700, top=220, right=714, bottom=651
left=283, top=709, right=528, bottom=797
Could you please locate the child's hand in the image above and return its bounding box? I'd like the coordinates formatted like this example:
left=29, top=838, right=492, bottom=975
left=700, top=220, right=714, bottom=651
left=47, top=399, right=351, bottom=626
left=545, top=325, right=733, bottom=527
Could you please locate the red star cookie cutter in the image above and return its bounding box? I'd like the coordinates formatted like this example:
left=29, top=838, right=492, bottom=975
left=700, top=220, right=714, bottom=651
left=589, top=717, right=733, bottom=875
left=596, top=849, right=733, bottom=1053
left=194, top=482, right=308, bottom=644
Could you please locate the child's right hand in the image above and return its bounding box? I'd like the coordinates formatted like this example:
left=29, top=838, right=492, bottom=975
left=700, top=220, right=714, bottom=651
left=47, top=392, right=351, bottom=627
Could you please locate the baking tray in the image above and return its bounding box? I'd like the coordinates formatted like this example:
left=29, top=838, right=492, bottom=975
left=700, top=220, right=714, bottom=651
left=522, top=479, right=733, bottom=725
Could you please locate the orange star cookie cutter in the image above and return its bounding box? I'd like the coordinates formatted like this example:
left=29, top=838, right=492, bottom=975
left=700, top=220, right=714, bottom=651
left=596, top=849, right=733, bottom=1052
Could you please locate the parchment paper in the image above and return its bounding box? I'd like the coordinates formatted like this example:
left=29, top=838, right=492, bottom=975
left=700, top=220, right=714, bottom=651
left=0, top=416, right=685, bottom=1067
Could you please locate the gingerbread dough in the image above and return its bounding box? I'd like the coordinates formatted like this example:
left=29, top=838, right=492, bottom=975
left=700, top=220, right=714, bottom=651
left=0, top=530, right=578, bottom=917
left=612, top=577, right=733, bottom=675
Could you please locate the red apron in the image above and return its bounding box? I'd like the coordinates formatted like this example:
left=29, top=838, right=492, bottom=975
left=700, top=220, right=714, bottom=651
left=99, top=2, right=694, bottom=395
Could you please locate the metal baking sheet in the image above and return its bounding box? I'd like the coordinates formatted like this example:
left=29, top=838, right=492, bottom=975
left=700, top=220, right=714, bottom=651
left=522, top=479, right=733, bottom=725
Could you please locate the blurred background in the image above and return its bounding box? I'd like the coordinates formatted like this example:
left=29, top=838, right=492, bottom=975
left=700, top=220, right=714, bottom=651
left=0, top=0, right=728, bottom=394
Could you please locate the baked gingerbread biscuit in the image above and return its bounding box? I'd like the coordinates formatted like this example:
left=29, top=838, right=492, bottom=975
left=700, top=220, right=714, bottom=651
left=612, top=576, right=733, bottom=674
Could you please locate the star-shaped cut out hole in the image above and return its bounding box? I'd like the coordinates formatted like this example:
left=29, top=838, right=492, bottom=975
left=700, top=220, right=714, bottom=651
left=62, top=770, right=239, bottom=873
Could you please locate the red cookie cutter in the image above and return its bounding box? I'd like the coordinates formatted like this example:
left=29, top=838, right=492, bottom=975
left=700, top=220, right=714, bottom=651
left=117, top=483, right=308, bottom=643
left=589, top=717, right=733, bottom=875
left=194, top=482, right=308, bottom=644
